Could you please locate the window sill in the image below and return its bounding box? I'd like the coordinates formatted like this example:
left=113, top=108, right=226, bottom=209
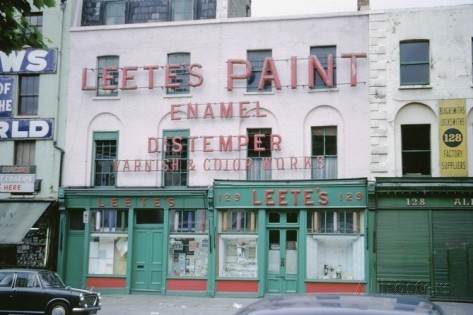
left=308, top=88, right=339, bottom=93
left=398, top=85, right=432, bottom=90
left=305, top=279, right=366, bottom=283
left=163, top=93, right=192, bottom=99
left=244, top=91, right=275, bottom=96
left=92, top=96, right=120, bottom=100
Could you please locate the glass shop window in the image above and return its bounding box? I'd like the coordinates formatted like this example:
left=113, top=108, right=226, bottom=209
left=89, top=209, right=128, bottom=275
left=217, top=210, right=258, bottom=278
left=218, top=236, right=258, bottom=278
left=168, top=209, right=209, bottom=277
left=306, top=209, right=365, bottom=281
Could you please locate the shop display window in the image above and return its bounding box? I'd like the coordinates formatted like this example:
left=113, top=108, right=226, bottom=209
left=168, top=209, right=209, bottom=277
left=17, top=219, right=49, bottom=268
left=218, top=209, right=258, bottom=232
left=218, top=236, right=258, bottom=278
left=88, top=209, right=128, bottom=275
left=306, top=209, right=365, bottom=281
left=168, top=235, right=209, bottom=277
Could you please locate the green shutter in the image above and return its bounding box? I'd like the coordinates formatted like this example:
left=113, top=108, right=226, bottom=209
left=432, top=211, right=473, bottom=300
left=376, top=211, right=431, bottom=294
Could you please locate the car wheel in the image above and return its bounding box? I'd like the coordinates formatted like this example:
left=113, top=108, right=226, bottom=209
left=49, top=302, right=70, bottom=315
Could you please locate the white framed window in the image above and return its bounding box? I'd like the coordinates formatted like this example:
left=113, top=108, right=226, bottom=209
left=400, top=40, right=430, bottom=86
left=311, top=126, right=337, bottom=179
left=247, top=128, right=272, bottom=180
left=97, top=56, right=119, bottom=97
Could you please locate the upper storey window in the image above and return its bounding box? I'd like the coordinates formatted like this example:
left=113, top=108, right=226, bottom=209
left=104, top=1, right=126, bottom=25
left=81, top=0, right=218, bottom=26
left=400, top=40, right=430, bottom=86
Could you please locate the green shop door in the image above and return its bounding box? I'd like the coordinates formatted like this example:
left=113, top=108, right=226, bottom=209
left=267, top=229, right=299, bottom=294
left=64, top=231, right=84, bottom=288
left=132, top=210, right=164, bottom=293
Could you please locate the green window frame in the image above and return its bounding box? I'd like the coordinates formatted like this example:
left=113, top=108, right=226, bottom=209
left=93, top=131, right=118, bottom=187
left=163, top=129, right=189, bottom=187
left=400, top=40, right=430, bottom=86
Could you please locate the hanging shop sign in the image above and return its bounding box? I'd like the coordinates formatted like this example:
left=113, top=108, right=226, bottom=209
left=0, top=165, right=36, bottom=193
left=0, top=49, right=57, bottom=74
left=0, top=76, right=14, bottom=118
left=0, top=118, right=53, bottom=140
left=439, top=99, right=468, bottom=176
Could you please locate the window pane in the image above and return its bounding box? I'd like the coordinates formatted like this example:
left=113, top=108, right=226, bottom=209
left=136, top=209, right=164, bottom=224
left=89, top=209, right=128, bottom=275
left=163, top=131, right=189, bottom=186
left=172, top=0, right=194, bottom=21
left=15, top=141, right=35, bottom=165
left=18, top=75, right=39, bottom=115
left=97, top=56, right=119, bottom=97
left=400, top=41, right=429, bottom=85
left=218, top=210, right=258, bottom=233
left=169, top=210, right=208, bottom=233
left=247, top=50, right=272, bottom=92
left=167, top=53, right=190, bottom=94
left=400, top=42, right=429, bottom=63
left=306, top=235, right=365, bottom=280
left=25, top=13, right=43, bottom=35
left=218, top=236, right=258, bottom=278
left=310, top=46, right=337, bottom=88
left=401, top=124, right=431, bottom=175
left=312, top=127, right=337, bottom=179
left=94, top=138, right=117, bottom=186
left=105, top=1, right=126, bottom=25
left=69, top=210, right=85, bottom=230
left=400, top=64, right=430, bottom=85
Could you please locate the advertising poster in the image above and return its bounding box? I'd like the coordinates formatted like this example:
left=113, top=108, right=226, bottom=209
left=439, top=99, right=468, bottom=176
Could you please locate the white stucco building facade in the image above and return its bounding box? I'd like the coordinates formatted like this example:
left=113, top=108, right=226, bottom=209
left=59, top=0, right=371, bottom=296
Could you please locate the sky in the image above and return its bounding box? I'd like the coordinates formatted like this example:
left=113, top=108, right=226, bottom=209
left=251, top=0, right=473, bottom=17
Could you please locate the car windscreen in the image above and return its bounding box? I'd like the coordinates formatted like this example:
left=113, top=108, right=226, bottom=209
left=39, top=272, right=66, bottom=288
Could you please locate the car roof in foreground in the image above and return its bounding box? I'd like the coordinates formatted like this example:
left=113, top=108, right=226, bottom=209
left=235, top=294, right=446, bottom=315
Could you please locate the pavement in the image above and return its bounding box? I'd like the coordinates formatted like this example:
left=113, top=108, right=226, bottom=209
left=98, top=294, right=473, bottom=315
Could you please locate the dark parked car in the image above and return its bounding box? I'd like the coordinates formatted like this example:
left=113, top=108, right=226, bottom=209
left=0, top=269, right=101, bottom=315
left=235, top=294, right=446, bottom=315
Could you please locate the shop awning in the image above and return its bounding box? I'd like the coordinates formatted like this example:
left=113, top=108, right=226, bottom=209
left=0, top=202, right=50, bottom=244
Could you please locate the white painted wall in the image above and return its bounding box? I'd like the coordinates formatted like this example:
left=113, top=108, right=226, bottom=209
left=64, top=12, right=370, bottom=187
left=369, top=5, right=473, bottom=177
